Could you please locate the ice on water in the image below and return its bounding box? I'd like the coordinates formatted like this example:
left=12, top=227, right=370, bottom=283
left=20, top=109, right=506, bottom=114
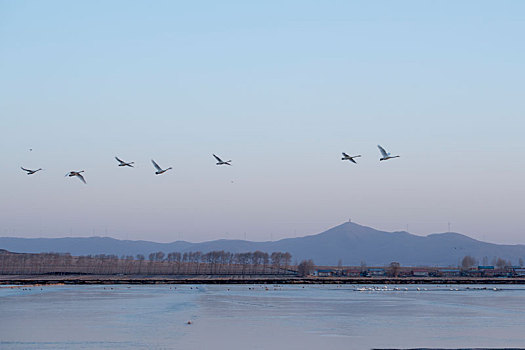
left=1, top=284, right=525, bottom=349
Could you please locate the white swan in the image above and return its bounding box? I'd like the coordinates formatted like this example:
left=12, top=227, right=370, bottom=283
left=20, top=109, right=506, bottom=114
left=151, top=159, right=172, bottom=175
left=377, top=145, right=400, bottom=161
left=213, top=154, right=232, bottom=166
left=66, top=171, right=86, bottom=184
left=21, top=167, right=42, bottom=175
left=115, top=156, right=134, bottom=167
left=341, top=152, right=361, bottom=164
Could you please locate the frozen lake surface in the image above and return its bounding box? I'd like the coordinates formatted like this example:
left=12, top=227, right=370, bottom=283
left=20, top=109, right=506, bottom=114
left=1, top=283, right=525, bottom=349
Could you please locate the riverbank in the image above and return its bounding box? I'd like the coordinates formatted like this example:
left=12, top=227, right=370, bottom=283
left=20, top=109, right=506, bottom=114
left=3, top=274, right=525, bottom=285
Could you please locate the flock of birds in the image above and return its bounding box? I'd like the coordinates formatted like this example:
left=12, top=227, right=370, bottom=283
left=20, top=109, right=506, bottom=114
left=342, top=145, right=400, bottom=164
left=20, top=145, right=399, bottom=184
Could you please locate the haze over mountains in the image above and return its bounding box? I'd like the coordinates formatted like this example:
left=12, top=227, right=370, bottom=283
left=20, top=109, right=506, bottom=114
left=1, top=222, right=525, bottom=266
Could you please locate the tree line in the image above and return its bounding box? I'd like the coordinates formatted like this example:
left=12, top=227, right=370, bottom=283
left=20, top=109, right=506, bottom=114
left=0, top=249, right=296, bottom=275
left=461, top=255, right=522, bottom=270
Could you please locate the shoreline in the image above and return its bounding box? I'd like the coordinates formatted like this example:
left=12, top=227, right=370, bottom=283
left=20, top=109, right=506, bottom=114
left=3, top=274, right=525, bottom=285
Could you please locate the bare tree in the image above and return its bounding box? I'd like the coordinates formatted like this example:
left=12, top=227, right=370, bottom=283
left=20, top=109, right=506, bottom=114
left=239, top=252, right=251, bottom=275
left=252, top=251, right=266, bottom=274
left=360, top=261, right=367, bottom=273
left=387, top=262, right=401, bottom=277
left=136, top=254, right=145, bottom=274
left=155, top=251, right=165, bottom=262
left=194, top=251, right=202, bottom=274
left=262, top=252, right=269, bottom=274
left=167, top=252, right=181, bottom=274
left=297, top=260, right=315, bottom=277
left=495, top=257, right=509, bottom=270
left=271, top=252, right=282, bottom=273
left=282, top=252, right=292, bottom=272
left=461, top=255, right=477, bottom=270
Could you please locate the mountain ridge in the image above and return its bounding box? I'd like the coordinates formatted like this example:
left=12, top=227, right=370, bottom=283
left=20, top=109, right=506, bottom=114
left=1, top=222, right=524, bottom=266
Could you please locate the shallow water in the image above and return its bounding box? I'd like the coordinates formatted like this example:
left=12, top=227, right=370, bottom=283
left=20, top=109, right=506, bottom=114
left=1, top=284, right=525, bottom=349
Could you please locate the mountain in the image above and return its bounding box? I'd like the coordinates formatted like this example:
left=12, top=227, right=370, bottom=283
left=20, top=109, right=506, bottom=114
left=1, top=222, right=525, bottom=266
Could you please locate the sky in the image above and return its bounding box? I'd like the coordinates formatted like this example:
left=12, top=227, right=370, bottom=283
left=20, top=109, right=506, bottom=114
left=1, top=1, right=524, bottom=244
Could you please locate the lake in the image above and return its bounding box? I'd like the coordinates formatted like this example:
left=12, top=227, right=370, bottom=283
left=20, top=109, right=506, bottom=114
left=1, top=284, right=524, bottom=349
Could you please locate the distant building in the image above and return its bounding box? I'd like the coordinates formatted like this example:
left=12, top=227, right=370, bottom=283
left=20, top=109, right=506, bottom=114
left=440, top=269, right=461, bottom=277
left=411, top=268, right=429, bottom=277
left=478, top=266, right=495, bottom=277
left=315, top=269, right=334, bottom=277
left=368, top=268, right=386, bottom=276
left=464, top=267, right=482, bottom=277
left=343, top=268, right=361, bottom=277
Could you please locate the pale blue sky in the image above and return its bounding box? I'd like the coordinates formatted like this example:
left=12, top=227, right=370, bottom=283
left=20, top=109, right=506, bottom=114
left=1, top=1, right=524, bottom=243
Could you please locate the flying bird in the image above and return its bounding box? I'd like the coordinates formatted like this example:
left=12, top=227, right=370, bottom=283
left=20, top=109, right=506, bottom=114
left=213, top=154, right=232, bottom=166
left=21, top=167, right=42, bottom=175
left=151, top=159, right=172, bottom=175
left=115, top=156, right=134, bottom=167
left=377, top=145, right=400, bottom=161
left=341, top=152, right=361, bottom=164
left=66, top=171, right=86, bottom=184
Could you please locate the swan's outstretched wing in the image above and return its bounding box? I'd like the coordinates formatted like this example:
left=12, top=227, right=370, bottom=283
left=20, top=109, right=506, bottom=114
left=21, top=167, right=31, bottom=172
left=349, top=158, right=357, bottom=164
left=76, top=173, right=86, bottom=184
left=377, top=145, right=389, bottom=158
left=342, top=152, right=349, bottom=158
left=151, top=159, right=162, bottom=171
left=213, top=154, right=223, bottom=162
left=115, top=156, right=124, bottom=164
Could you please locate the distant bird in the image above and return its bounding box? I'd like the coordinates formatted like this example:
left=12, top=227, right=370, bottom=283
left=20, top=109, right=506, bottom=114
left=341, top=152, right=361, bottom=164
left=377, top=145, right=400, bottom=161
left=151, top=159, right=172, bottom=175
left=66, top=171, right=86, bottom=184
left=20, top=167, right=42, bottom=175
left=115, top=156, right=134, bottom=167
left=213, top=154, right=232, bottom=166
